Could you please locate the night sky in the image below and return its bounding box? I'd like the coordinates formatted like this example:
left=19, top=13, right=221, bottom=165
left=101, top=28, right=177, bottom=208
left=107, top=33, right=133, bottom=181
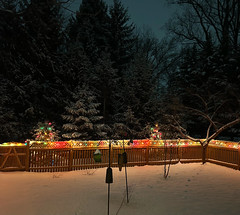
left=68, top=0, right=178, bottom=38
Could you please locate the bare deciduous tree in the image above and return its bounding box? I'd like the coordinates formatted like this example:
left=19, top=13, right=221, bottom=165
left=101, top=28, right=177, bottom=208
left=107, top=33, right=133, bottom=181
left=171, top=94, right=240, bottom=164
left=167, top=0, right=240, bottom=53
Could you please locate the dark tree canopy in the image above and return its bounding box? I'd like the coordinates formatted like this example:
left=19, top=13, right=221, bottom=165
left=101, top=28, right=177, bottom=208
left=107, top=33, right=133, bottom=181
left=0, top=0, right=239, bottom=143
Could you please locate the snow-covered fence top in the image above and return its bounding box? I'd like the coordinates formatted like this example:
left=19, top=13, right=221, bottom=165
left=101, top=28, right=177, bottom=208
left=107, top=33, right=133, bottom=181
left=0, top=139, right=239, bottom=149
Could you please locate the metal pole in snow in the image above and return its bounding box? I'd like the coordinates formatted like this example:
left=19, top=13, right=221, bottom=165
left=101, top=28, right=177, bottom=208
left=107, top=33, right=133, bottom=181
left=123, top=140, right=129, bottom=203
left=108, top=141, right=110, bottom=215
left=107, top=183, right=110, bottom=215
left=106, top=140, right=113, bottom=215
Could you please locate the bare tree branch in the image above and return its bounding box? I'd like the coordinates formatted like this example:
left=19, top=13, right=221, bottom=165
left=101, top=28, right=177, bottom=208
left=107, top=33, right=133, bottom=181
left=191, top=93, right=208, bottom=110
left=206, top=122, right=212, bottom=139
left=171, top=124, right=201, bottom=142
left=205, top=118, right=240, bottom=145
left=186, top=106, right=218, bottom=130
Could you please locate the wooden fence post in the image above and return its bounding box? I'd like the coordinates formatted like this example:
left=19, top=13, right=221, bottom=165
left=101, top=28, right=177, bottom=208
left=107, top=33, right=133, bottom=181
left=110, top=141, right=113, bottom=165
left=25, top=140, right=30, bottom=172
left=146, top=145, right=149, bottom=165
left=69, top=149, right=73, bottom=171
left=178, top=146, right=182, bottom=161
left=238, top=148, right=240, bottom=171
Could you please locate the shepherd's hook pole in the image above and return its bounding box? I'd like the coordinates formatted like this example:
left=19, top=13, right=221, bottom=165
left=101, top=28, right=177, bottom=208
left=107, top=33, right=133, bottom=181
left=123, top=140, right=129, bottom=203
left=108, top=183, right=110, bottom=215
left=107, top=140, right=111, bottom=215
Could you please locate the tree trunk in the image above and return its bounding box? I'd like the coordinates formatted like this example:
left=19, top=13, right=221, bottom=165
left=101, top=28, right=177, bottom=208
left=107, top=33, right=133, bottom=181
left=202, top=144, right=208, bottom=164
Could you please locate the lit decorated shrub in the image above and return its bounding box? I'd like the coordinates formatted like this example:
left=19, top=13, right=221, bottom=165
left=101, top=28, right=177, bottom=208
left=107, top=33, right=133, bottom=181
left=33, top=122, right=59, bottom=141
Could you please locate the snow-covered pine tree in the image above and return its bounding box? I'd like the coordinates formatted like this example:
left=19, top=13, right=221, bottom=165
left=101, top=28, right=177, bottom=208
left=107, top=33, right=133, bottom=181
left=63, top=49, right=93, bottom=93
left=123, top=51, right=158, bottom=128
left=123, top=106, right=142, bottom=139
left=0, top=78, right=20, bottom=142
left=107, top=0, right=137, bottom=127
left=112, top=106, right=141, bottom=139
left=0, top=0, right=67, bottom=141
left=62, top=85, right=107, bottom=140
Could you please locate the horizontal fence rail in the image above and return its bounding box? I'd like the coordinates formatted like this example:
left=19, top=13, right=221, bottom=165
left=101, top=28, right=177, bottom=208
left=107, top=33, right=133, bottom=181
left=1, top=139, right=240, bottom=172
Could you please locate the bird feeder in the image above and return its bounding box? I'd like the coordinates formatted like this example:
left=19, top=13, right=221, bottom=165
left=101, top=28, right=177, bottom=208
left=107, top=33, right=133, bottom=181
left=118, top=153, right=124, bottom=171
left=118, top=151, right=127, bottom=171
left=106, top=167, right=113, bottom=183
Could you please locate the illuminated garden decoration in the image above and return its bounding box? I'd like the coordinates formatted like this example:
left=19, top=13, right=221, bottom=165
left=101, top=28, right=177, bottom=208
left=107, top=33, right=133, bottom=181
left=93, top=149, right=102, bottom=163
left=150, top=124, right=162, bottom=140
left=33, top=122, right=59, bottom=141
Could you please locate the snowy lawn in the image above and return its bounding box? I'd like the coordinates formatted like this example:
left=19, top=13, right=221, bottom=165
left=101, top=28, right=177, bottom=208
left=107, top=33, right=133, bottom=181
left=1, top=163, right=240, bottom=215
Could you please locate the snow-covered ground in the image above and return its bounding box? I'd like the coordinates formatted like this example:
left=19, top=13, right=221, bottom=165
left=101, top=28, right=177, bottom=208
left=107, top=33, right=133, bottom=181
left=1, top=163, right=240, bottom=215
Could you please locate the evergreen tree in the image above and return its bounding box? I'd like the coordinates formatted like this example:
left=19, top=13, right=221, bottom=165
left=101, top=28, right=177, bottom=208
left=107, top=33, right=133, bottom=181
left=67, top=0, right=110, bottom=62
left=63, top=49, right=93, bottom=92
left=124, top=52, right=158, bottom=127
left=112, top=106, right=141, bottom=139
left=20, top=0, right=64, bottom=53
left=0, top=0, right=67, bottom=141
left=0, top=78, right=20, bottom=142
left=62, top=85, right=107, bottom=140
left=0, top=0, right=36, bottom=141
left=109, top=0, right=135, bottom=74
left=92, top=54, right=119, bottom=124
left=107, top=0, right=136, bottom=126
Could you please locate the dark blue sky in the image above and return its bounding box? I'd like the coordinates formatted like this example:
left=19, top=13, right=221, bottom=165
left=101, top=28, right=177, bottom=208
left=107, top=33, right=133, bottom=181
left=68, top=0, right=178, bottom=39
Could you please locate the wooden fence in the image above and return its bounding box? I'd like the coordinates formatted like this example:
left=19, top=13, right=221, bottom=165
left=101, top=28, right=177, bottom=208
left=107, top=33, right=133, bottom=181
left=207, top=146, right=240, bottom=169
left=1, top=142, right=240, bottom=172
left=0, top=145, right=29, bottom=171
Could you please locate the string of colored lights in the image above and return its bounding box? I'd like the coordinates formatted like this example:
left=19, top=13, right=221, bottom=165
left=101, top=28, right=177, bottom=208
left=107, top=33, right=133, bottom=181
left=1, top=139, right=239, bottom=149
